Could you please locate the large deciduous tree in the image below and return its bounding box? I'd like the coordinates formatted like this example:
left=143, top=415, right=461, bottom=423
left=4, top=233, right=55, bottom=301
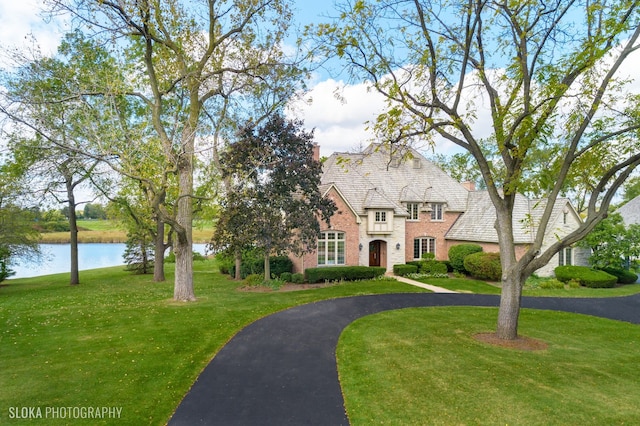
left=315, top=0, right=640, bottom=339
left=45, top=0, right=301, bottom=301
left=214, top=115, right=336, bottom=281
left=0, top=32, right=109, bottom=285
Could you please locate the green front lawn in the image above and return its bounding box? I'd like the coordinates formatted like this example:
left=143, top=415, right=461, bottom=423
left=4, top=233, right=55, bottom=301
left=0, top=262, right=424, bottom=425
left=339, top=307, right=640, bottom=425
left=2, top=264, right=639, bottom=424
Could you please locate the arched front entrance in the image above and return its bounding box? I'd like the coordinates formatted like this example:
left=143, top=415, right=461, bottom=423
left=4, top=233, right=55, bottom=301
left=369, top=240, right=387, bottom=268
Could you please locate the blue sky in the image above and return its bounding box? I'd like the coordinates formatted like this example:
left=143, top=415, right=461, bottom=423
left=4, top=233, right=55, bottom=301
left=0, top=0, right=388, bottom=158
left=3, top=1, right=640, bottom=161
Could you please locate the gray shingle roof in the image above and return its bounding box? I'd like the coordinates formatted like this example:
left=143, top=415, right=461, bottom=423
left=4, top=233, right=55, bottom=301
left=445, top=191, right=573, bottom=243
left=617, top=195, right=640, bottom=226
left=322, top=144, right=469, bottom=215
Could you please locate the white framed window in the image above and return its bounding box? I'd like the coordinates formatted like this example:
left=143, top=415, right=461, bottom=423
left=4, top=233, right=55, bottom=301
left=431, top=203, right=444, bottom=221
left=558, top=247, right=573, bottom=266
left=414, top=237, right=436, bottom=259
left=406, top=203, right=420, bottom=221
left=318, top=231, right=346, bottom=265
left=375, top=211, right=387, bottom=223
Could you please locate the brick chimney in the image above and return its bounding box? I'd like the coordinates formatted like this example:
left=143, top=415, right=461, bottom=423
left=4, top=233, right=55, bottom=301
left=462, top=181, right=476, bottom=191
left=312, top=143, right=320, bottom=162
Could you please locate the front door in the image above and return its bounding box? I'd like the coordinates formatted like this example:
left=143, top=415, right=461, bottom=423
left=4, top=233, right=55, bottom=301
left=369, top=241, right=381, bottom=267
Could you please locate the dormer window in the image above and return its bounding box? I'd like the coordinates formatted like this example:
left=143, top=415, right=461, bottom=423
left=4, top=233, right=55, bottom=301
left=375, top=211, right=387, bottom=223
left=431, top=203, right=444, bottom=221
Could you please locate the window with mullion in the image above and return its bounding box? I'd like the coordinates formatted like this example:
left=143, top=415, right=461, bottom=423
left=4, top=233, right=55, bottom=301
left=318, top=232, right=346, bottom=265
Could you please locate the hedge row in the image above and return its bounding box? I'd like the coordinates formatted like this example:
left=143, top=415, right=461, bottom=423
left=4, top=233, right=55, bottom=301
left=407, top=260, right=449, bottom=275
left=393, top=264, right=418, bottom=276
left=555, top=265, right=617, bottom=288
left=305, top=266, right=386, bottom=283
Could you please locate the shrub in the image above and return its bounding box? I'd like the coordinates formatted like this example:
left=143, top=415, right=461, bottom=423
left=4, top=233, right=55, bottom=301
left=539, top=278, right=565, bottom=289
left=305, top=266, right=386, bottom=283
left=291, top=273, right=305, bottom=284
left=555, top=265, right=617, bottom=288
left=393, top=264, right=418, bottom=276
left=448, top=244, right=483, bottom=273
left=243, top=273, right=264, bottom=287
left=464, top=252, right=502, bottom=281
left=419, top=260, right=448, bottom=275
left=230, top=254, right=293, bottom=279
left=421, top=252, right=435, bottom=260
left=280, top=272, right=293, bottom=283
left=600, top=267, right=638, bottom=284
left=269, top=256, right=294, bottom=277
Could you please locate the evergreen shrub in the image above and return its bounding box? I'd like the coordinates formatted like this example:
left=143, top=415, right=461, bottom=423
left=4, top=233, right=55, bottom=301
left=393, top=264, right=418, bottom=276
left=463, top=252, right=502, bottom=281
left=280, top=272, right=293, bottom=283
left=305, top=266, right=386, bottom=283
left=600, top=267, right=638, bottom=284
left=448, top=244, right=483, bottom=273
left=555, top=265, right=617, bottom=288
left=419, top=260, right=449, bottom=275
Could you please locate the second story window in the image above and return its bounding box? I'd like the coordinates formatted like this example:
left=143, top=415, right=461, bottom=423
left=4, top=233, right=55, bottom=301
left=375, top=211, right=387, bottom=223
left=431, top=203, right=444, bottom=221
left=406, top=203, right=420, bottom=221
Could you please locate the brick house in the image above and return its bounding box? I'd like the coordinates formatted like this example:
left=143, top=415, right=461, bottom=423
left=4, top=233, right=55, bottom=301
left=290, top=144, right=589, bottom=276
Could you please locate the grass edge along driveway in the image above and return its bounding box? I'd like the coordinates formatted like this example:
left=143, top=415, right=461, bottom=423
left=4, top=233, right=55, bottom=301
left=2, top=262, right=639, bottom=424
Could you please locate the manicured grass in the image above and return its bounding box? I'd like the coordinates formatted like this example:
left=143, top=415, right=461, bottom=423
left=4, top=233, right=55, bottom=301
left=338, top=307, right=640, bottom=425
left=0, top=262, right=425, bottom=425
left=416, top=276, right=640, bottom=297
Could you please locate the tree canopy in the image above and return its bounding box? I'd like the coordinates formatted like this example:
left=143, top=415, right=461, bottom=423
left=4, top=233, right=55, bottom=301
left=0, top=0, right=305, bottom=300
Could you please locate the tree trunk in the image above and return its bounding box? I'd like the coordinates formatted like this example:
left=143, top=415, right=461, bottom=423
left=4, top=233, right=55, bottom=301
left=264, top=253, right=271, bottom=282
left=67, top=183, right=80, bottom=285
left=234, top=249, right=242, bottom=281
left=496, top=268, right=523, bottom=340
left=154, top=217, right=166, bottom=282
left=173, top=155, right=195, bottom=301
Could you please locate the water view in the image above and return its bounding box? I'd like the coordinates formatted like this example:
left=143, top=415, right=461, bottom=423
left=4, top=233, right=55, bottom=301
left=11, top=243, right=209, bottom=279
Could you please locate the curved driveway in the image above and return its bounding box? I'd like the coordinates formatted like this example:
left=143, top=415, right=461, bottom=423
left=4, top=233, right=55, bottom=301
left=169, top=293, right=640, bottom=425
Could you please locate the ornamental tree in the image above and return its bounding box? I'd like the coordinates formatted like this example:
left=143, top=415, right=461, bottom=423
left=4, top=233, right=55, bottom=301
left=215, top=114, right=336, bottom=281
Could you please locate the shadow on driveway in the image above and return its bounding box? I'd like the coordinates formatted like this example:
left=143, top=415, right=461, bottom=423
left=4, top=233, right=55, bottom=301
left=169, top=293, right=640, bottom=425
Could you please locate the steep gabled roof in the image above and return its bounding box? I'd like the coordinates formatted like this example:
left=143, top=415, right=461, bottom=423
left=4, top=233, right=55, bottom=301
left=321, top=144, right=470, bottom=215
left=617, top=195, right=640, bottom=226
left=445, top=192, right=576, bottom=244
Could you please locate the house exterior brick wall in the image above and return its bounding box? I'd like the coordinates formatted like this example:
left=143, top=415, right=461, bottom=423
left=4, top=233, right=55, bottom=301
left=406, top=210, right=462, bottom=261
left=290, top=187, right=360, bottom=273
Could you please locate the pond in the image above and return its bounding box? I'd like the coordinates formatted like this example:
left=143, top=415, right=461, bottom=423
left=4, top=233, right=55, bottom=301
left=10, top=243, right=209, bottom=279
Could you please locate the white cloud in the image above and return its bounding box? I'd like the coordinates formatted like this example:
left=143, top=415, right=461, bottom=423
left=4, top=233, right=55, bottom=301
left=0, top=1, right=65, bottom=61
left=288, top=78, right=387, bottom=157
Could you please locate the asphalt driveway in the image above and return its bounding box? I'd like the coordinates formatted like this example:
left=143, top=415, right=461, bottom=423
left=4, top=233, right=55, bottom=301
left=168, top=292, right=640, bottom=425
